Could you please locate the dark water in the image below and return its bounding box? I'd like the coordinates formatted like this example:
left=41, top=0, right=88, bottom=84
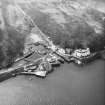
left=0, top=60, right=104, bottom=105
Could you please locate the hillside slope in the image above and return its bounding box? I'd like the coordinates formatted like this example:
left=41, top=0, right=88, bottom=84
left=0, top=0, right=105, bottom=68
left=15, top=0, right=105, bottom=51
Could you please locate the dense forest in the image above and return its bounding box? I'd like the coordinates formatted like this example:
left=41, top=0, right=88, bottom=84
left=0, top=3, right=26, bottom=68
left=0, top=26, right=25, bottom=69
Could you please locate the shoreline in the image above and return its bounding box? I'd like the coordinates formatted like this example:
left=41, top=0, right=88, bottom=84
left=0, top=43, right=105, bottom=80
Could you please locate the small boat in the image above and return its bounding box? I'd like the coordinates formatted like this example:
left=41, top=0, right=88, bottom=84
left=20, top=70, right=47, bottom=77
left=34, top=70, right=47, bottom=77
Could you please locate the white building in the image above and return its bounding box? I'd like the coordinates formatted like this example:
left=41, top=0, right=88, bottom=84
left=72, top=48, right=90, bottom=58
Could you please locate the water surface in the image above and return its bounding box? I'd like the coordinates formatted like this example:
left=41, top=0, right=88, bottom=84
left=0, top=60, right=104, bottom=105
